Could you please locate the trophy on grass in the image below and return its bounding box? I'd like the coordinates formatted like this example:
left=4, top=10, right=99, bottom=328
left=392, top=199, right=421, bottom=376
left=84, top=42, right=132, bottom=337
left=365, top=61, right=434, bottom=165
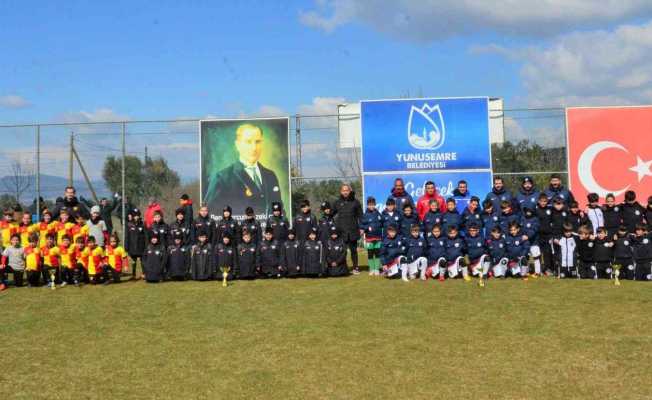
left=612, top=263, right=622, bottom=286
left=220, top=265, right=231, bottom=287
left=49, top=269, right=56, bottom=290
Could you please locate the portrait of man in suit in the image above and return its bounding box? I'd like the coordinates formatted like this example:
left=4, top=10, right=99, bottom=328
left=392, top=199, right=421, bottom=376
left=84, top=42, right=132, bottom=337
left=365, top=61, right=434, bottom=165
left=203, top=120, right=288, bottom=219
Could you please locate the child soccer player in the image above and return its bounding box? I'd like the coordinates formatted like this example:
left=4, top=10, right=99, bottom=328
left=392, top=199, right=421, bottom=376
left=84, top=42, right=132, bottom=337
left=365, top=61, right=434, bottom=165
left=442, top=198, right=462, bottom=235
left=465, top=222, right=489, bottom=279
left=444, top=225, right=468, bottom=281
left=167, top=231, right=190, bottom=281
left=556, top=225, right=577, bottom=278
left=237, top=229, right=258, bottom=279
left=83, top=236, right=105, bottom=284
left=359, top=197, right=383, bottom=276
left=281, top=229, right=301, bottom=278
left=294, top=200, right=317, bottom=244
left=215, top=233, right=236, bottom=281
left=631, top=224, right=652, bottom=281
left=317, top=201, right=335, bottom=245
left=143, top=233, right=166, bottom=283
left=17, top=212, right=35, bottom=248
left=399, top=204, right=421, bottom=239
left=422, top=199, right=443, bottom=236
left=240, top=207, right=261, bottom=245
left=480, top=200, right=499, bottom=238
left=379, top=225, right=405, bottom=279
left=0, top=234, right=25, bottom=289
left=36, top=210, right=55, bottom=248
left=169, top=208, right=191, bottom=246
left=568, top=201, right=591, bottom=232
left=301, top=227, right=322, bottom=277
left=576, top=225, right=595, bottom=279
left=521, top=208, right=542, bottom=277
left=0, top=209, right=18, bottom=249
left=125, top=208, right=146, bottom=280
left=647, top=196, right=652, bottom=228
left=504, top=222, right=530, bottom=279
left=105, top=233, right=127, bottom=284
left=461, top=196, right=482, bottom=234
left=148, top=211, right=169, bottom=249
left=214, top=206, right=234, bottom=245
left=592, top=227, right=614, bottom=279
left=258, top=227, right=282, bottom=278
left=381, top=199, right=401, bottom=237
left=613, top=226, right=635, bottom=280
left=586, top=193, right=604, bottom=235
left=425, top=224, right=447, bottom=281
left=24, top=234, right=41, bottom=287
left=498, top=200, right=520, bottom=235
left=87, top=206, right=108, bottom=248
left=58, top=235, right=78, bottom=286
left=535, top=194, right=555, bottom=275
left=621, top=190, right=645, bottom=233
left=74, top=237, right=88, bottom=283
left=324, top=226, right=349, bottom=277
left=486, top=227, right=508, bottom=278
left=71, top=214, right=89, bottom=246
left=41, top=233, right=61, bottom=288
left=191, top=229, right=213, bottom=281
left=55, top=209, right=75, bottom=245
left=402, top=224, right=428, bottom=281
left=602, top=193, right=622, bottom=239
left=266, top=202, right=289, bottom=244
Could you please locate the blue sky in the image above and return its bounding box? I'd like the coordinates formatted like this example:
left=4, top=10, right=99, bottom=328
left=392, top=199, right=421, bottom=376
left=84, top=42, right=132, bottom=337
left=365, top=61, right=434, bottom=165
left=2, top=1, right=652, bottom=180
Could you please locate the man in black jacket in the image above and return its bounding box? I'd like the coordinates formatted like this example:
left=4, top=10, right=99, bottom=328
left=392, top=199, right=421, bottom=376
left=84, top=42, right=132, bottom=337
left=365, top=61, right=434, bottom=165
left=332, top=184, right=363, bottom=274
left=53, top=186, right=89, bottom=219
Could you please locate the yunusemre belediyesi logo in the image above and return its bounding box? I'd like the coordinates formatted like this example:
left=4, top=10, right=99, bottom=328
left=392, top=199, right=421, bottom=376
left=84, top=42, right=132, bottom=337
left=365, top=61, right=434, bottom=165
left=407, top=103, right=445, bottom=150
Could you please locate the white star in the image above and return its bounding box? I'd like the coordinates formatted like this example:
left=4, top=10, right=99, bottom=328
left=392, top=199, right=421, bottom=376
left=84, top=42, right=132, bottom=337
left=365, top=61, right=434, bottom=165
left=629, top=156, right=652, bottom=182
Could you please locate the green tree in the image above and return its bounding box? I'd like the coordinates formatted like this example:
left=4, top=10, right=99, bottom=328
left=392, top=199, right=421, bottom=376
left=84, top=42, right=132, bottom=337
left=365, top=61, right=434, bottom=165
left=142, top=157, right=181, bottom=200
left=102, top=155, right=145, bottom=203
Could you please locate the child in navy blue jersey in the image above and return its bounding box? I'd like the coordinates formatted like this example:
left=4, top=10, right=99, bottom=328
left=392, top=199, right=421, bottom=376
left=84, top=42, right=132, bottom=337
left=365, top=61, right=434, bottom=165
left=422, top=200, right=443, bottom=235
left=632, top=223, right=652, bottom=280
left=498, top=200, right=520, bottom=234
left=399, top=203, right=421, bottom=238
left=480, top=199, right=499, bottom=237
left=359, top=197, right=383, bottom=276
left=402, top=224, right=428, bottom=281
left=442, top=198, right=462, bottom=234
left=486, top=226, right=508, bottom=277
left=521, top=207, right=542, bottom=276
left=380, top=225, right=405, bottom=279
left=464, top=222, right=489, bottom=278
left=592, top=227, right=614, bottom=279
left=425, top=224, right=447, bottom=281
left=461, top=196, right=482, bottom=234
left=444, top=225, right=469, bottom=281
left=504, top=222, right=530, bottom=279
left=613, top=226, right=635, bottom=280
left=381, top=199, right=401, bottom=236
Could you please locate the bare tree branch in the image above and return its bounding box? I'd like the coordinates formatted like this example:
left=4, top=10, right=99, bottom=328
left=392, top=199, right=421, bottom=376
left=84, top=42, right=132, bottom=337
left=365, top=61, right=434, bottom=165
left=2, top=160, right=34, bottom=204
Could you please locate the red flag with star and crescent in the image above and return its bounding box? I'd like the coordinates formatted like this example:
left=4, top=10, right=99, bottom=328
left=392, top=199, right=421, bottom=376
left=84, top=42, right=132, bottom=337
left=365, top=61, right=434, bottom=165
left=567, top=106, right=652, bottom=206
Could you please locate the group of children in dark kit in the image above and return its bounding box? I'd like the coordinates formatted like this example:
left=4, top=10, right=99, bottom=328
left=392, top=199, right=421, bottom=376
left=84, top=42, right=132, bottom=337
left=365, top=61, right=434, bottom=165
left=358, top=177, right=652, bottom=283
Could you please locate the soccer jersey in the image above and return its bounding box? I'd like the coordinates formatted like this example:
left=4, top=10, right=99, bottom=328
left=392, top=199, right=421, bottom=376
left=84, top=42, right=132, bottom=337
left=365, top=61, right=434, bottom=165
left=35, top=221, right=56, bottom=247
left=55, top=221, right=76, bottom=244
left=41, top=245, right=60, bottom=267
left=82, top=246, right=105, bottom=275
left=70, top=224, right=89, bottom=245
left=24, top=245, right=41, bottom=271
left=106, top=245, right=127, bottom=272
left=0, top=221, right=18, bottom=248
left=17, top=223, right=36, bottom=247
left=58, top=245, right=76, bottom=269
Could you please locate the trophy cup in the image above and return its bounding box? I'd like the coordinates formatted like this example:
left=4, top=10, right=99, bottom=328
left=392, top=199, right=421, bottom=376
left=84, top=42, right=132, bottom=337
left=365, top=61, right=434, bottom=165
left=613, top=264, right=621, bottom=286
left=49, top=269, right=56, bottom=290
left=221, top=266, right=231, bottom=287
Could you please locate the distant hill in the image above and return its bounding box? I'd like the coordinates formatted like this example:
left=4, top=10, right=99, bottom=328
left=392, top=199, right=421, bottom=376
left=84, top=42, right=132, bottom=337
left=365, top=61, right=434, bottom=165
left=0, top=174, right=111, bottom=202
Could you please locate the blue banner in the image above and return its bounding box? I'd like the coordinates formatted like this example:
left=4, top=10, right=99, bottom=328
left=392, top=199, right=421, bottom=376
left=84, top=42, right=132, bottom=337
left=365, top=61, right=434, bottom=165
left=363, top=171, right=493, bottom=212
left=361, top=97, right=491, bottom=172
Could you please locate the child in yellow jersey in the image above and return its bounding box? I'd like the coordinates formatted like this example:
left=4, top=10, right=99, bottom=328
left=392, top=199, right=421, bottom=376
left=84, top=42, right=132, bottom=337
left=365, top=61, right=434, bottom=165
left=82, top=236, right=105, bottom=284
left=58, top=235, right=79, bottom=286
left=41, top=233, right=61, bottom=288
left=1, top=209, right=18, bottom=248
left=105, top=233, right=127, bottom=284
left=35, top=210, right=56, bottom=248
left=24, top=234, right=41, bottom=287
left=71, top=214, right=89, bottom=245
left=17, top=212, right=36, bottom=248
left=55, top=209, right=75, bottom=245
left=74, top=237, right=88, bottom=283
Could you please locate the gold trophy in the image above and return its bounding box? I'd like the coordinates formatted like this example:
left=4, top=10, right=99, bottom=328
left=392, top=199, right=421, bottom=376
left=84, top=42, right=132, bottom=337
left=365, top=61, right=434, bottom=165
left=613, top=264, right=621, bottom=286
left=221, top=266, right=231, bottom=287
left=49, top=269, right=56, bottom=290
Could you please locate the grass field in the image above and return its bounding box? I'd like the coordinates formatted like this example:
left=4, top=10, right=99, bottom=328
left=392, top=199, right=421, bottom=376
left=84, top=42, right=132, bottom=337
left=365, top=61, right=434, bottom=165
left=2, top=273, right=651, bottom=400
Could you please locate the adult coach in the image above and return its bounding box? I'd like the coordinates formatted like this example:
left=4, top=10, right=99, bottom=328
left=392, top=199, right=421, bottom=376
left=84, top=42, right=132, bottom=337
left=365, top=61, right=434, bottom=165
left=544, top=173, right=575, bottom=206
left=416, top=181, right=446, bottom=220
left=452, top=180, right=472, bottom=213
left=204, top=123, right=282, bottom=217
left=53, top=186, right=89, bottom=219
left=333, top=184, right=363, bottom=274
left=386, top=178, right=414, bottom=214
left=484, top=176, right=514, bottom=212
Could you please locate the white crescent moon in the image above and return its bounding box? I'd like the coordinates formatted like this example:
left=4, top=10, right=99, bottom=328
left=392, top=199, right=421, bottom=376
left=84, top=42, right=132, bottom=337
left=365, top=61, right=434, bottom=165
left=577, top=141, right=630, bottom=197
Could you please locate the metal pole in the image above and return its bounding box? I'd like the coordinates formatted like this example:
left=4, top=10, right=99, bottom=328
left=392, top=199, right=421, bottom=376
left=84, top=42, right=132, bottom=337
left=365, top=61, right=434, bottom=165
left=296, top=115, right=302, bottom=179
left=69, top=132, right=74, bottom=186
left=72, top=145, right=99, bottom=204
left=35, top=125, right=40, bottom=221
left=121, top=122, right=126, bottom=241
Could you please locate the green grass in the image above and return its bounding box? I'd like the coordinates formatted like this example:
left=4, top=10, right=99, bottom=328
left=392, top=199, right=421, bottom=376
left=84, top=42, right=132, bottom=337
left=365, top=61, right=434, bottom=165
left=1, top=275, right=651, bottom=400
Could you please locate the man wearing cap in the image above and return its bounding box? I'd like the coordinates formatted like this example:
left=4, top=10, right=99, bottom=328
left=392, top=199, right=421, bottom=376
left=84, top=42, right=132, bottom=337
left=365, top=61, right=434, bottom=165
left=240, top=206, right=261, bottom=245
left=416, top=180, right=446, bottom=220
left=484, top=176, right=515, bottom=213
left=515, top=176, right=540, bottom=212
left=544, top=173, right=575, bottom=207
left=204, top=123, right=282, bottom=218
left=332, top=184, right=363, bottom=274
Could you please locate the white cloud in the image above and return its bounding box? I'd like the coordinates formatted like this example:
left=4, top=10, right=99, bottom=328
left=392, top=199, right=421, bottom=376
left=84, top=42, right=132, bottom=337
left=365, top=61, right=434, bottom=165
left=0, top=94, right=31, bottom=109
left=300, top=0, right=652, bottom=40
left=55, top=107, right=131, bottom=124
left=489, top=20, right=652, bottom=106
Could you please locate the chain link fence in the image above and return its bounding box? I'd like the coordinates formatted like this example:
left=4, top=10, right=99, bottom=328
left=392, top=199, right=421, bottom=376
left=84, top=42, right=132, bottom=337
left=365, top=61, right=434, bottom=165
left=0, top=106, right=568, bottom=236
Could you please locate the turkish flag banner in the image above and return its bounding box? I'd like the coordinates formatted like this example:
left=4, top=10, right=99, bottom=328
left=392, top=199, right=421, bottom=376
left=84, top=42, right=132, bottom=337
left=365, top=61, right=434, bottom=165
left=567, top=106, right=652, bottom=205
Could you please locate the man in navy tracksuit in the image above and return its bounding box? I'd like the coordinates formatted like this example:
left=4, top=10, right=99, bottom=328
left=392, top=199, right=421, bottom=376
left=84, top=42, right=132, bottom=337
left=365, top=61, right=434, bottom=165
left=484, top=176, right=515, bottom=213
left=386, top=178, right=414, bottom=215
left=379, top=225, right=405, bottom=279
left=515, top=176, right=539, bottom=212
left=544, top=173, right=574, bottom=207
